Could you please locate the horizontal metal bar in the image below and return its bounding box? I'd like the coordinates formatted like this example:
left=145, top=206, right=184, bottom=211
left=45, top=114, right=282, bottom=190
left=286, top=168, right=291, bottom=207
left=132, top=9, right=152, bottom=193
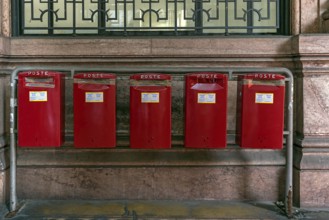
left=22, top=26, right=280, bottom=30
left=12, top=66, right=293, bottom=78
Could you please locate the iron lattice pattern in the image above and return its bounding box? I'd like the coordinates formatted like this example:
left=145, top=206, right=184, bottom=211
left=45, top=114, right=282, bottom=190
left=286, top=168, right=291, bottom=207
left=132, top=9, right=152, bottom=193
left=19, top=0, right=280, bottom=35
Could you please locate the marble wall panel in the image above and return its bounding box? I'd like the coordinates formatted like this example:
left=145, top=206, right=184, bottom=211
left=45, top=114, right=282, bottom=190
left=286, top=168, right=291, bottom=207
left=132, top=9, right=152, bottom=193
left=291, top=0, right=301, bottom=35
left=303, top=75, right=329, bottom=136
left=17, top=166, right=285, bottom=201
left=9, top=37, right=292, bottom=58
left=294, top=169, right=329, bottom=207
left=292, top=0, right=329, bottom=34
left=300, top=0, right=320, bottom=33
left=1, top=0, right=10, bottom=37
left=0, top=37, right=9, bottom=56
left=297, top=35, right=329, bottom=55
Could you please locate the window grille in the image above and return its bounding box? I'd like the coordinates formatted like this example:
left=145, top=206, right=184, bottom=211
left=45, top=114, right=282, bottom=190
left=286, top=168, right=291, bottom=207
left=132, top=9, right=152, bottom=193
left=12, top=0, right=290, bottom=36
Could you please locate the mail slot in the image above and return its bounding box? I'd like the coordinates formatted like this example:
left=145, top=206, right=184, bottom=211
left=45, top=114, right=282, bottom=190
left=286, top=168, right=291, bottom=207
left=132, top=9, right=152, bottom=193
left=130, top=73, right=171, bottom=149
left=185, top=73, right=228, bottom=148
left=74, top=73, right=116, bottom=148
left=236, top=73, right=285, bottom=149
left=18, top=71, right=65, bottom=147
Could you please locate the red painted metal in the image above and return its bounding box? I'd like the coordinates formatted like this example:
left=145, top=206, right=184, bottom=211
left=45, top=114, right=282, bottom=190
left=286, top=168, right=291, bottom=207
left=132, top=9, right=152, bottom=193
left=18, top=71, right=65, bottom=147
left=74, top=73, right=116, bottom=148
left=185, top=73, right=228, bottom=148
left=236, top=73, right=285, bottom=149
left=130, top=73, right=171, bottom=149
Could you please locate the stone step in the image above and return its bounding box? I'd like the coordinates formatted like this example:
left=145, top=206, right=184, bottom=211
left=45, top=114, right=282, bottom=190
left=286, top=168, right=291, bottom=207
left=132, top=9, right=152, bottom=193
left=4, top=200, right=290, bottom=220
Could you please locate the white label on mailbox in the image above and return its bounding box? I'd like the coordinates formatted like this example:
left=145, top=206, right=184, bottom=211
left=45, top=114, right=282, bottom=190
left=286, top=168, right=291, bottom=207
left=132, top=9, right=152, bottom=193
left=85, top=92, right=104, bottom=103
left=29, top=91, right=47, bottom=102
left=255, top=93, right=274, bottom=104
left=198, top=93, right=216, bottom=104
left=141, top=92, right=159, bottom=103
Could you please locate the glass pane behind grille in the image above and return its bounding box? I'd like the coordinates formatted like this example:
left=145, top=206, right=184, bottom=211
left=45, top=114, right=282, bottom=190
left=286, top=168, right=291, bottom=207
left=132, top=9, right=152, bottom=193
left=20, top=0, right=281, bottom=35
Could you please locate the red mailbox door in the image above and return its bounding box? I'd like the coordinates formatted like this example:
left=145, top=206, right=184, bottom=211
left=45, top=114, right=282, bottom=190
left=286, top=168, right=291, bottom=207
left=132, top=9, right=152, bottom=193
left=74, top=73, right=116, bottom=148
left=185, top=73, right=228, bottom=148
left=130, top=73, right=171, bottom=149
left=236, top=73, right=285, bottom=149
left=18, top=71, right=65, bottom=147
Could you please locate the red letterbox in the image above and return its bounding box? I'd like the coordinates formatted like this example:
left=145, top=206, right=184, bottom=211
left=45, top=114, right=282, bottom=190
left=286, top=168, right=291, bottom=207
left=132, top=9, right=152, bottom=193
left=130, top=73, right=171, bottom=149
left=18, top=71, right=65, bottom=147
left=185, top=73, right=228, bottom=148
left=74, top=73, right=116, bottom=148
left=236, top=73, right=285, bottom=149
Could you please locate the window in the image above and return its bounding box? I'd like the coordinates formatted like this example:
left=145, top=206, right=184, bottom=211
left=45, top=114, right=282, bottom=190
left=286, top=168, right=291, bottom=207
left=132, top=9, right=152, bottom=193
left=12, top=0, right=290, bottom=36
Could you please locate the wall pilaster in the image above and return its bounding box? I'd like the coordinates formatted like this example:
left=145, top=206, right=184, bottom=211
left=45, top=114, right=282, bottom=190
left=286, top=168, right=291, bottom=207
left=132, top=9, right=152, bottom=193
left=1, top=0, right=10, bottom=37
left=293, top=34, right=329, bottom=207
left=291, top=0, right=329, bottom=34
left=294, top=35, right=329, bottom=147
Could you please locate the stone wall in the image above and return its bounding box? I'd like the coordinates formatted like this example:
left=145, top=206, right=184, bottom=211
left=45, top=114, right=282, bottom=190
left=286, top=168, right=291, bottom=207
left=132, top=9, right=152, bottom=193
left=10, top=37, right=290, bottom=203
left=0, top=0, right=329, bottom=209
left=292, top=0, right=329, bottom=34
left=292, top=34, right=329, bottom=207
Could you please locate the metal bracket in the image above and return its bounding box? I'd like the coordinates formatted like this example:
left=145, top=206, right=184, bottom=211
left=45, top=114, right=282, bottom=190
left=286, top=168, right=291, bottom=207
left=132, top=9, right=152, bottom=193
left=10, top=98, right=17, bottom=108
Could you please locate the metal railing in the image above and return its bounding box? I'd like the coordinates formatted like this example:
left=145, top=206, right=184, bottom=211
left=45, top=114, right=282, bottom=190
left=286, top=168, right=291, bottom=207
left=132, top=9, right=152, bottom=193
left=8, top=66, right=293, bottom=217
left=12, top=0, right=287, bottom=36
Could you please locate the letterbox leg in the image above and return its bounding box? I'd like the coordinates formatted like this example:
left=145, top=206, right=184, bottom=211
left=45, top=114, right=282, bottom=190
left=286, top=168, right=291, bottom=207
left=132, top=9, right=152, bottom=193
left=9, top=76, right=18, bottom=213
left=285, top=71, right=294, bottom=218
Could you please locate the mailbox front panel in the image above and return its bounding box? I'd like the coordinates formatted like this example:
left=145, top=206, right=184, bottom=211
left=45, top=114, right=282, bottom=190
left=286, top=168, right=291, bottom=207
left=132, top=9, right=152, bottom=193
left=74, top=73, right=116, bottom=148
left=130, top=73, right=171, bottom=149
left=18, top=71, right=65, bottom=147
left=237, top=73, right=285, bottom=149
left=185, top=73, right=228, bottom=148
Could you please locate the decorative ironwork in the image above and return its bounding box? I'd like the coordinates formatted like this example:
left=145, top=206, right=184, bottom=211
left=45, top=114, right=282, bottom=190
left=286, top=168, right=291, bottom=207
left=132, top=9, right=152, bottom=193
left=14, top=0, right=285, bottom=35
